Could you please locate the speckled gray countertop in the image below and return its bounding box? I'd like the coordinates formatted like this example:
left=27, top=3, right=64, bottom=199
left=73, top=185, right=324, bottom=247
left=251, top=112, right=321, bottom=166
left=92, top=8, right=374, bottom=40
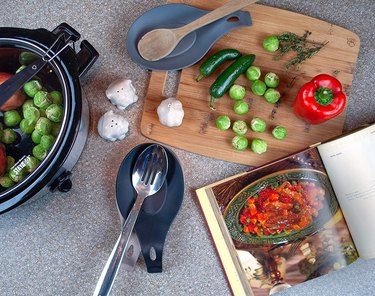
left=0, top=1, right=374, bottom=295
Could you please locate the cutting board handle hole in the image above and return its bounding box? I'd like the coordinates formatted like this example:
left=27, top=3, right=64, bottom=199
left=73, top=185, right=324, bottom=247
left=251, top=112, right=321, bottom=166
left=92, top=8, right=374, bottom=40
left=226, top=16, right=240, bottom=23
left=163, top=71, right=181, bottom=98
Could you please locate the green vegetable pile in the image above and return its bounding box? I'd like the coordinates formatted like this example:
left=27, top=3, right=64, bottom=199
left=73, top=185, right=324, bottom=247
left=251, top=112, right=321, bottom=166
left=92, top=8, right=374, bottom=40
left=0, top=51, right=64, bottom=188
left=248, top=68, right=281, bottom=104
left=196, top=48, right=283, bottom=110
left=215, top=115, right=287, bottom=154
left=196, top=45, right=289, bottom=154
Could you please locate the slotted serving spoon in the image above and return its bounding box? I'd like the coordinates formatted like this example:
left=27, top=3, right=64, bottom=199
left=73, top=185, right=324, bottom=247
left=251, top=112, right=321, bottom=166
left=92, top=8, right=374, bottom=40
left=93, top=144, right=168, bottom=296
left=0, top=31, right=78, bottom=108
left=137, top=0, right=258, bottom=61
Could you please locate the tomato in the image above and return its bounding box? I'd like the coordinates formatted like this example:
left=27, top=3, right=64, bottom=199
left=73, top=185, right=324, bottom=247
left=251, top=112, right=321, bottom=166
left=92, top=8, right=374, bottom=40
left=0, top=72, right=26, bottom=111
left=279, top=194, right=293, bottom=203
left=0, top=144, right=7, bottom=176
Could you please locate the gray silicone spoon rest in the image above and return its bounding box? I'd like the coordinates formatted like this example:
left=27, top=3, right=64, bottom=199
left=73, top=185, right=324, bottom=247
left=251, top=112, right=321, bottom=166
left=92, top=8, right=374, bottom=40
left=126, top=3, right=252, bottom=71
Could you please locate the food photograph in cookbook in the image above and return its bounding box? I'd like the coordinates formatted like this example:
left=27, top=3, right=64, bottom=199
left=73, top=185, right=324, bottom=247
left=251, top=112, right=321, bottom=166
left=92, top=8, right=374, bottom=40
left=211, top=148, right=358, bottom=296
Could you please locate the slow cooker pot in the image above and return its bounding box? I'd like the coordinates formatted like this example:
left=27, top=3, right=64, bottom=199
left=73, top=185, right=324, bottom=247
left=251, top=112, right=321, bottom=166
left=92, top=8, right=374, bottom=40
left=0, top=23, right=98, bottom=214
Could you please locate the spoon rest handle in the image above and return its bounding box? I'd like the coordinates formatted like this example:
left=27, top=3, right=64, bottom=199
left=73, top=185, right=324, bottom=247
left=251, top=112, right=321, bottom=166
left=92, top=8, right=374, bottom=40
left=176, top=0, right=258, bottom=38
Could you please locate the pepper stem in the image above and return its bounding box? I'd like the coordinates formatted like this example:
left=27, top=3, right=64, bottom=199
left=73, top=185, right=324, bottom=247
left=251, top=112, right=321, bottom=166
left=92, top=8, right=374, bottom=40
left=314, top=87, right=334, bottom=106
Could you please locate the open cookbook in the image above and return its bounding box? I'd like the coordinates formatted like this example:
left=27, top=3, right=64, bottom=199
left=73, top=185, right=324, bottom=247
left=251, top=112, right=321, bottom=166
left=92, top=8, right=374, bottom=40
left=196, top=123, right=375, bottom=296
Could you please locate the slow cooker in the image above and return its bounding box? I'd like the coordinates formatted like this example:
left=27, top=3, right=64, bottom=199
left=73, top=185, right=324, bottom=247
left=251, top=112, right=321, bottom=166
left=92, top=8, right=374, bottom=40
left=0, top=23, right=98, bottom=214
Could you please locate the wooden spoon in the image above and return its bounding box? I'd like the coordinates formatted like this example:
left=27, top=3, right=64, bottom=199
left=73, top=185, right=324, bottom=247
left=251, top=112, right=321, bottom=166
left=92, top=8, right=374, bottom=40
left=137, top=0, right=258, bottom=61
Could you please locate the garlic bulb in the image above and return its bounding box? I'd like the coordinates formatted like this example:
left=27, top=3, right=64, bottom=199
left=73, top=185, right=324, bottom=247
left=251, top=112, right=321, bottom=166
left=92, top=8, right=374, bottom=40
left=156, top=97, right=184, bottom=127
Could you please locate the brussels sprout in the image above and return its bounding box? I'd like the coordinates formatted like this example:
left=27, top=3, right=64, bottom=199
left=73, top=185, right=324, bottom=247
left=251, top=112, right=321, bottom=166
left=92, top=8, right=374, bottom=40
left=6, top=156, right=15, bottom=172
left=251, top=138, right=268, bottom=154
left=32, top=144, right=48, bottom=161
left=232, top=135, right=248, bottom=151
left=31, top=130, right=43, bottom=144
left=3, top=110, right=22, bottom=127
left=246, top=66, right=261, bottom=81
left=19, top=51, right=39, bottom=65
left=22, top=99, right=35, bottom=112
left=9, top=167, right=26, bottom=183
left=264, top=88, right=281, bottom=104
left=233, top=100, right=249, bottom=115
left=250, top=118, right=267, bottom=133
left=263, top=35, right=279, bottom=52
left=40, top=134, right=55, bottom=150
left=34, top=91, right=52, bottom=109
left=50, top=90, right=63, bottom=105
left=24, top=156, right=40, bottom=173
left=264, top=72, right=280, bottom=88
left=272, top=126, right=287, bottom=140
left=232, top=120, right=248, bottom=135
left=215, top=115, right=231, bottom=131
left=45, top=104, right=63, bottom=123
left=23, top=106, right=40, bottom=123
left=35, top=117, right=52, bottom=135
left=23, top=80, right=43, bottom=98
left=1, top=128, right=18, bottom=144
left=0, top=175, right=15, bottom=188
left=251, top=80, right=267, bottom=96
left=229, top=85, right=246, bottom=100
left=19, top=118, right=36, bottom=135
left=51, top=122, right=61, bottom=137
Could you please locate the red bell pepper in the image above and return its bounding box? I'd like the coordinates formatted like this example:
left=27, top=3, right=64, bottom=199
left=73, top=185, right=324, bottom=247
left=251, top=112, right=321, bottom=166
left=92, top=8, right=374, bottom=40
left=293, top=74, right=346, bottom=124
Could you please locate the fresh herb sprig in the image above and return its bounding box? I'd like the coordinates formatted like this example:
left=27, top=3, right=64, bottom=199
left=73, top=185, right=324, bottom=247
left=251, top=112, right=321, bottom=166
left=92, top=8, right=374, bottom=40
left=274, top=31, right=328, bottom=70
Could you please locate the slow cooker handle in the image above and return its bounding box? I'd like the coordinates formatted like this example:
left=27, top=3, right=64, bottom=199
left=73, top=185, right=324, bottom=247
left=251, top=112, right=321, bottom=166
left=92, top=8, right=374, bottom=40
left=51, top=23, right=98, bottom=78
left=52, top=23, right=81, bottom=43
left=76, top=40, right=99, bottom=78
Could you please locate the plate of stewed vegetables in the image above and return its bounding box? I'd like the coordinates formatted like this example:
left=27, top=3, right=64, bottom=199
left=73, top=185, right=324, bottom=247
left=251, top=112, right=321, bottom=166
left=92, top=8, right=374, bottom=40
left=223, top=169, right=339, bottom=246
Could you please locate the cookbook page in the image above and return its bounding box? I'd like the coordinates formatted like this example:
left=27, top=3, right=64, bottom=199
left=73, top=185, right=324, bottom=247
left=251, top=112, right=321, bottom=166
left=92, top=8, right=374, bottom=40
left=317, top=124, right=375, bottom=259
left=197, top=148, right=358, bottom=296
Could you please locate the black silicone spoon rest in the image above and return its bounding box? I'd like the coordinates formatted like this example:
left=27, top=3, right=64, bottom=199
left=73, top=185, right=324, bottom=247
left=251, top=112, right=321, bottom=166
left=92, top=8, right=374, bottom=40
left=116, top=143, right=184, bottom=273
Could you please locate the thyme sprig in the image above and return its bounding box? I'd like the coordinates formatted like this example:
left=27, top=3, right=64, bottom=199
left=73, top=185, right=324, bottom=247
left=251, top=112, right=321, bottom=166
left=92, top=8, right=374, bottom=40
left=274, top=31, right=328, bottom=70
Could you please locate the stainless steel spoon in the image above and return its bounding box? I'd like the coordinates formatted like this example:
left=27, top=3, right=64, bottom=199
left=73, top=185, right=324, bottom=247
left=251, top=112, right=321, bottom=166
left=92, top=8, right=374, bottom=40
left=93, top=144, right=168, bottom=296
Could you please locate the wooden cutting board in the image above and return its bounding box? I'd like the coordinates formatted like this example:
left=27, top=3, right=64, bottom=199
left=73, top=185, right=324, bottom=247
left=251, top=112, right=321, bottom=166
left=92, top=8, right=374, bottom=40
left=140, top=0, right=360, bottom=166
